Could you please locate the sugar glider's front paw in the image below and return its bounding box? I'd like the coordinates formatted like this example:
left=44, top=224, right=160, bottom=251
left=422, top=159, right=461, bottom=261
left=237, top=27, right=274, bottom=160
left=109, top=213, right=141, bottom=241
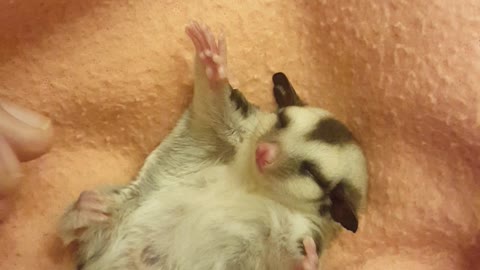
left=295, top=237, right=319, bottom=270
left=58, top=190, right=111, bottom=245
left=185, top=20, right=228, bottom=89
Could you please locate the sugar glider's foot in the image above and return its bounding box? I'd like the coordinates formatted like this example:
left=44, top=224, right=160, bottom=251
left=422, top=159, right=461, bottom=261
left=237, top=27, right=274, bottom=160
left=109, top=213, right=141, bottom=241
left=73, top=190, right=110, bottom=223
left=295, top=237, right=319, bottom=270
left=185, top=20, right=228, bottom=89
left=59, top=190, right=111, bottom=244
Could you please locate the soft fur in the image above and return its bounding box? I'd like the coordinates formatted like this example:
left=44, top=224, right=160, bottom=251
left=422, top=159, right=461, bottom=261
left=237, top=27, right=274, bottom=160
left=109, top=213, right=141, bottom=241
left=58, top=21, right=368, bottom=270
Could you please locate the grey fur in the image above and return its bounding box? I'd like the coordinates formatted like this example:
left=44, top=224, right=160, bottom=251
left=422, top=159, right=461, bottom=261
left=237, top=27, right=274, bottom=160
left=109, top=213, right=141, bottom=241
left=58, top=23, right=368, bottom=270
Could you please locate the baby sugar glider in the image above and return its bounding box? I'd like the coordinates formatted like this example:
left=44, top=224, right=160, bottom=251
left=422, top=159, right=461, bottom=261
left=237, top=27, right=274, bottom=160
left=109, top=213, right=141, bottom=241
left=58, top=21, right=368, bottom=270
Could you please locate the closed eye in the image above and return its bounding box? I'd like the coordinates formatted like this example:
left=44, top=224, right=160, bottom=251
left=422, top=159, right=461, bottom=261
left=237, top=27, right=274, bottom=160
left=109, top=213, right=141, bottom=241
left=299, top=161, right=330, bottom=190
left=300, top=162, right=315, bottom=178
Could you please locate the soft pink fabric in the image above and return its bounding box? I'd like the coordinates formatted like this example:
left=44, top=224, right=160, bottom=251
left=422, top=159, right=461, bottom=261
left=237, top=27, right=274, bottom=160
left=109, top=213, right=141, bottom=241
left=0, top=1, right=478, bottom=269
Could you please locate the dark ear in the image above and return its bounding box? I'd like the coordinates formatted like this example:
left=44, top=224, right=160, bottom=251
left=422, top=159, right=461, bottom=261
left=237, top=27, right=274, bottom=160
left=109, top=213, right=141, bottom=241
left=272, top=72, right=304, bottom=108
left=329, top=183, right=359, bottom=233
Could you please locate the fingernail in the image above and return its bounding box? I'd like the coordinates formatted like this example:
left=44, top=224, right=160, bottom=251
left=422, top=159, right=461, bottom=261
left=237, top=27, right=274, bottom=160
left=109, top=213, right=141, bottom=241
left=1, top=101, right=51, bottom=130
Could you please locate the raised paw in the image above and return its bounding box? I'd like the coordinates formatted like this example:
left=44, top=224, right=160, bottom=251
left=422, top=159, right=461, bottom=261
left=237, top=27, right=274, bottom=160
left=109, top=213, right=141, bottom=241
left=185, top=21, right=228, bottom=88
left=295, top=237, right=319, bottom=270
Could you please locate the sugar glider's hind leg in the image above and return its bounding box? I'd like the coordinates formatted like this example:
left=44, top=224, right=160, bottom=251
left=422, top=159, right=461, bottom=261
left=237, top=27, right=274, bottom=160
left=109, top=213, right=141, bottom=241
left=58, top=190, right=109, bottom=245
left=184, top=21, right=259, bottom=157
left=186, top=21, right=229, bottom=91
left=58, top=186, right=139, bottom=267
left=295, top=237, right=320, bottom=270
left=85, top=22, right=263, bottom=198
left=131, top=21, right=264, bottom=190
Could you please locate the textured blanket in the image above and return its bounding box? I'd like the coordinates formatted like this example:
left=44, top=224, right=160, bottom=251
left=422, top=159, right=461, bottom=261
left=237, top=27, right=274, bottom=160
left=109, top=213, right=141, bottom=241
left=0, top=1, right=478, bottom=269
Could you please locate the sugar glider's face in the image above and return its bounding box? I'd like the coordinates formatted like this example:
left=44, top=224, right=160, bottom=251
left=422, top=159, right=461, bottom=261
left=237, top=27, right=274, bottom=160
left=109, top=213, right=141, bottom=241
left=254, top=73, right=368, bottom=233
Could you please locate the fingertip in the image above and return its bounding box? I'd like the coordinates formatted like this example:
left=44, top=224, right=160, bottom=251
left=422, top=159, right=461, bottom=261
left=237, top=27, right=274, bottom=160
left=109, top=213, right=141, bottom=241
left=18, top=119, right=54, bottom=161
left=0, top=101, right=54, bottom=161
left=0, top=100, right=50, bottom=130
left=0, top=136, right=22, bottom=195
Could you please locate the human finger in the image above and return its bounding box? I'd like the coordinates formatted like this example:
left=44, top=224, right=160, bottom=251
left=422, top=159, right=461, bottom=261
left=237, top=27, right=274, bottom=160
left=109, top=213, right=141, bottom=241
left=0, top=135, right=21, bottom=195
left=0, top=100, right=53, bottom=161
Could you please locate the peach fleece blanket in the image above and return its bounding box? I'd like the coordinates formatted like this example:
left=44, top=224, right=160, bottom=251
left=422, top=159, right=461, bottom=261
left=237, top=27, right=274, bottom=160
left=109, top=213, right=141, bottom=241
left=0, top=1, right=479, bottom=269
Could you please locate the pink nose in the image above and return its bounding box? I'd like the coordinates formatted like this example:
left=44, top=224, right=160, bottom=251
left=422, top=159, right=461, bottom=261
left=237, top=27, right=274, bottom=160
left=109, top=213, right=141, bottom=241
left=255, top=142, right=279, bottom=173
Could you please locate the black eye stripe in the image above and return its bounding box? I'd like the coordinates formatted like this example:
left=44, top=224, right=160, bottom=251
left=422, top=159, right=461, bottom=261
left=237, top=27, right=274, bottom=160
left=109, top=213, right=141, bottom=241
left=299, top=161, right=330, bottom=190
left=276, top=110, right=289, bottom=129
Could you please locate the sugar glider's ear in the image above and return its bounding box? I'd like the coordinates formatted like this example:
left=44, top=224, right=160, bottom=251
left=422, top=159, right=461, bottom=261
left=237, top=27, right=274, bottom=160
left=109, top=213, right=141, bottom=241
left=272, top=72, right=305, bottom=108
left=329, top=182, right=360, bottom=233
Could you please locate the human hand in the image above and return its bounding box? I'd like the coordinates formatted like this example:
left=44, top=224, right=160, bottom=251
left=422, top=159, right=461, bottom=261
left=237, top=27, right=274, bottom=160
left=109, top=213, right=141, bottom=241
left=0, top=100, right=53, bottom=219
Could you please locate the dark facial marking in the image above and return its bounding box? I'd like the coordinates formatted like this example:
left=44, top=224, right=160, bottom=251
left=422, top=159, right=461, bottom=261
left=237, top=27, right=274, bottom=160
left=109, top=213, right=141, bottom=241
left=141, top=245, right=161, bottom=266
left=267, top=155, right=302, bottom=179
left=275, top=109, right=290, bottom=129
left=307, top=118, right=353, bottom=145
left=299, top=161, right=330, bottom=190
left=329, top=182, right=360, bottom=233
left=229, top=87, right=250, bottom=117
left=77, top=264, right=84, bottom=270
left=272, top=72, right=304, bottom=108
left=318, top=204, right=330, bottom=216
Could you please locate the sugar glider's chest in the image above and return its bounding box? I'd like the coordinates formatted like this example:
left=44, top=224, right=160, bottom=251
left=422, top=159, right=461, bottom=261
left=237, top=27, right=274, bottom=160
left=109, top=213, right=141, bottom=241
left=123, top=166, right=242, bottom=227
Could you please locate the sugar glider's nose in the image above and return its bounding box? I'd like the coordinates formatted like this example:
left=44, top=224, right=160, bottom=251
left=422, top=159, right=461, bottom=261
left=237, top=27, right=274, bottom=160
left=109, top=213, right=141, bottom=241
left=255, top=142, right=279, bottom=173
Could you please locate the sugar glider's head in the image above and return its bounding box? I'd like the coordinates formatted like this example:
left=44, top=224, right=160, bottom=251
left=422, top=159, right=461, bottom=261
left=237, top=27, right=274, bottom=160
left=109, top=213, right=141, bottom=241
left=254, top=72, right=368, bottom=233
